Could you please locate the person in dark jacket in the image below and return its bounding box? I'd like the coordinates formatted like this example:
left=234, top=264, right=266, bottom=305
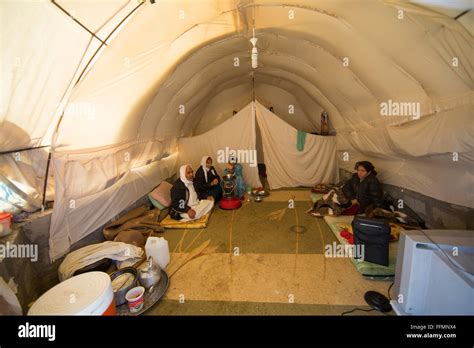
left=342, top=161, right=383, bottom=214
left=194, top=156, right=222, bottom=202
left=170, top=164, right=214, bottom=221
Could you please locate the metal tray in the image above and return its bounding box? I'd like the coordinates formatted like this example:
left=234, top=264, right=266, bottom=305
left=116, top=270, right=169, bottom=316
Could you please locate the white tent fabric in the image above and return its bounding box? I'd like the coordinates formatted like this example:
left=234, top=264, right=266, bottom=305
left=177, top=102, right=261, bottom=189
left=0, top=0, right=140, bottom=213
left=255, top=101, right=337, bottom=189
left=49, top=143, right=177, bottom=260
left=178, top=100, right=338, bottom=190
left=336, top=101, right=474, bottom=207
left=1, top=0, right=473, bottom=260
left=0, top=149, right=53, bottom=213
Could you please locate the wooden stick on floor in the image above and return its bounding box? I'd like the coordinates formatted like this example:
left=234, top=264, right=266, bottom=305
left=173, top=228, right=188, bottom=253
left=183, top=228, right=205, bottom=253
left=314, top=217, right=327, bottom=280
left=168, top=239, right=214, bottom=278
left=292, top=193, right=299, bottom=277
left=167, top=228, right=205, bottom=275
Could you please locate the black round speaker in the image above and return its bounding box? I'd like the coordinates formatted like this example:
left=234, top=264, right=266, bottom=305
left=364, top=291, right=392, bottom=313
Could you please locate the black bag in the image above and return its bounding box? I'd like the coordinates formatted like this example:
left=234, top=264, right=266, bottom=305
left=352, top=217, right=390, bottom=266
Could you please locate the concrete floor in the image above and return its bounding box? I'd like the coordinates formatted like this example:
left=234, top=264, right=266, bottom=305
left=146, top=188, right=393, bottom=316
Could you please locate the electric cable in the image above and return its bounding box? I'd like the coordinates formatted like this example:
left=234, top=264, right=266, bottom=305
left=387, top=281, right=394, bottom=301
left=341, top=307, right=374, bottom=316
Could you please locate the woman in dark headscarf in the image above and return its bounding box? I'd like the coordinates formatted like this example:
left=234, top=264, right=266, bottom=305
left=194, top=156, right=222, bottom=202
left=342, top=161, right=383, bottom=214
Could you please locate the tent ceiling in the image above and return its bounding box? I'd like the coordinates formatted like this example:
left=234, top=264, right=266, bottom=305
left=148, top=4, right=472, bottom=139
left=193, top=81, right=323, bottom=135
left=50, top=0, right=472, bottom=151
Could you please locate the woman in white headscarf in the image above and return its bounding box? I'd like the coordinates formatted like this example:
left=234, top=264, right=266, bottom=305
left=194, top=156, right=222, bottom=202
left=170, top=164, right=214, bottom=221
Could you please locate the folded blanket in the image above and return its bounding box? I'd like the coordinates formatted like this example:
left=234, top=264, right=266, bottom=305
left=307, top=188, right=350, bottom=217
left=58, top=241, right=143, bottom=281
left=103, top=206, right=164, bottom=242
left=366, top=207, right=421, bottom=228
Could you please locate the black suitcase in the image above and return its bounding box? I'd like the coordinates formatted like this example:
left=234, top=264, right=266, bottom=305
left=352, top=217, right=390, bottom=266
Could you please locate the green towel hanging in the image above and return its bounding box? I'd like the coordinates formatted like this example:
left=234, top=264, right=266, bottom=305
left=296, top=130, right=307, bottom=151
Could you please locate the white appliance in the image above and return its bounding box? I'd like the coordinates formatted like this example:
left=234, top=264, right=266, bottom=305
left=390, top=229, right=474, bottom=315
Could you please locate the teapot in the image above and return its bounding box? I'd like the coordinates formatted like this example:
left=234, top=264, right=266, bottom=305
left=138, top=256, right=161, bottom=290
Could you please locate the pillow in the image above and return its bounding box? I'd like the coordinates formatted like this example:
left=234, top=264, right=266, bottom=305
left=148, top=193, right=166, bottom=210
left=149, top=181, right=173, bottom=207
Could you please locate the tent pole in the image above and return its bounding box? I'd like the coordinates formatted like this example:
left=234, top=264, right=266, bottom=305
left=44, top=1, right=146, bottom=212
left=252, top=0, right=256, bottom=102
left=51, top=1, right=144, bottom=136
left=454, top=9, right=470, bottom=20
left=0, top=145, right=50, bottom=156
left=252, top=73, right=255, bottom=102
left=41, top=152, right=52, bottom=212
left=50, top=0, right=107, bottom=46
left=73, top=1, right=145, bottom=86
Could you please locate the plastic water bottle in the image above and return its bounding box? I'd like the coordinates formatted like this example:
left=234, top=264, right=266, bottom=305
left=145, top=237, right=170, bottom=269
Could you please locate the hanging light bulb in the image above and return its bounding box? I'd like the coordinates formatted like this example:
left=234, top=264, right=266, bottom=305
left=250, top=28, right=258, bottom=69
left=251, top=45, right=258, bottom=69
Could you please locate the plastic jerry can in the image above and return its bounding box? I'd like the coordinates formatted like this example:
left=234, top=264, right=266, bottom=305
left=145, top=237, right=170, bottom=269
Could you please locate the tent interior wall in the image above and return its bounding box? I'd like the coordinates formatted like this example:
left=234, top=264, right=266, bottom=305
left=0, top=0, right=473, bottom=314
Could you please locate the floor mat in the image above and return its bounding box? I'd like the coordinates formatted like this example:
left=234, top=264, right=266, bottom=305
left=323, top=216, right=397, bottom=279
left=161, top=212, right=211, bottom=229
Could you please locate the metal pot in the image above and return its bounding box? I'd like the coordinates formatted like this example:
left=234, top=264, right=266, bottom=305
left=110, top=267, right=138, bottom=306
left=138, top=256, right=161, bottom=290
left=251, top=189, right=269, bottom=197
left=222, top=173, right=235, bottom=181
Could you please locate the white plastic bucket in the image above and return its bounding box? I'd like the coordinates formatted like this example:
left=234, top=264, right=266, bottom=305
left=28, top=271, right=116, bottom=315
